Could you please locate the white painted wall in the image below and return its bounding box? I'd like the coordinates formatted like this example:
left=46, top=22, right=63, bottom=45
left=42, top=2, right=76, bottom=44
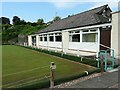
left=111, top=11, right=120, bottom=59
left=48, top=42, right=62, bottom=48
left=36, top=35, right=39, bottom=48
left=39, top=42, right=48, bottom=47
left=62, top=31, right=69, bottom=53
left=28, top=36, right=32, bottom=46
left=69, top=42, right=98, bottom=52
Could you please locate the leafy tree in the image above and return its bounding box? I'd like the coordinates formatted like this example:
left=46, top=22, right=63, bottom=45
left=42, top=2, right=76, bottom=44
left=53, top=16, right=61, bottom=22
left=12, top=16, right=21, bottom=25
left=2, top=24, right=11, bottom=30
left=31, top=22, right=37, bottom=26
left=2, top=16, right=48, bottom=44
left=68, top=15, right=71, bottom=17
left=20, top=20, right=26, bottom=25
left=37, top=19, right=44, bottom=25
left=0, top=17, right=10, bottom=24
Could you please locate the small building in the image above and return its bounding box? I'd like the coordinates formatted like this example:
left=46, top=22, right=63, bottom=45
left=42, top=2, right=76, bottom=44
left=111, top=11, right=120, bottom=59
left=28, top=5, right=112, bottom=57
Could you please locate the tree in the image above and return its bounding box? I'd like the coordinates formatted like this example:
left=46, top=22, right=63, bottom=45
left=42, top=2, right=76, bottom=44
left=53, top=16, right=61, bottom=22
left=0, top=17, right=10, bottom=24
left=37, top=19, right=44, bottom=25
left=68, top=15, right=71, bottom=17
left=20, top=20, right=26, bottom=25
left=12, top=16, right=21, bottom=25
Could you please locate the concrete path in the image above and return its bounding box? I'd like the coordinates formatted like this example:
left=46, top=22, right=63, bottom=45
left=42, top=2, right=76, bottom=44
left=67, top=68, right=119, bottom=88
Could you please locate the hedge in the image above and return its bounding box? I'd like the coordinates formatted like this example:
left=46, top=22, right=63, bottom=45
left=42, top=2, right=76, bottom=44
left=23, top=46, right=98, bottom=67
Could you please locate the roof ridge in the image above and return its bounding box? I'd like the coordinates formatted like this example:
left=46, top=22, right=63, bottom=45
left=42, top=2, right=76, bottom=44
left=50, top=4, right=108, bottom=24
left=35, top=4, right=110, bottom=34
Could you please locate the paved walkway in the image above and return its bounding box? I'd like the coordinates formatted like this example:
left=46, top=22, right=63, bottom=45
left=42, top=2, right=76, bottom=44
left=67, top=68, right=119, bottom=88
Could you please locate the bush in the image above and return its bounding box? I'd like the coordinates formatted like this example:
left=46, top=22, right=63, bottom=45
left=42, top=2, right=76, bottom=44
left=22, top=46, right=98, bottom=67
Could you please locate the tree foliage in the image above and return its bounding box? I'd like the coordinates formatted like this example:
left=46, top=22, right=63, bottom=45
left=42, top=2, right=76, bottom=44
left=53, top=16, right=61, bottom=22
left=37, top=19, right=44, bottom=25
left=12, top=16, right=21, bottom=25
left=1, top=16, right=49, bottom=44
left=0, top=17, right=10, bottom=24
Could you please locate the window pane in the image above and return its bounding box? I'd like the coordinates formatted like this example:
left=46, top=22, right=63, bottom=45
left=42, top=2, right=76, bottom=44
left=82, top=33, right=97, bottom=42
left=49, top=36, right=54, bottom=41
left=71, top=34, right=80, bottom=42
left=83, top=30, right=89, bottom=32
left=55, top=36, right=62, bottom=42
left=40, top=37, right=43, bottom=41
left=32, top=36, right=36, bottom=43
left=44, top=37, right=47, bottom=41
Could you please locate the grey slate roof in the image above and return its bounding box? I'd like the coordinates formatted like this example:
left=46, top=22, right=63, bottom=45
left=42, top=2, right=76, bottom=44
left=36, top=4, right=111, bottom=34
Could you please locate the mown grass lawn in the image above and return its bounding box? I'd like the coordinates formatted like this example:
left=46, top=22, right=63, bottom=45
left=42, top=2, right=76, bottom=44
left=2, top=45, right=96, bottom=88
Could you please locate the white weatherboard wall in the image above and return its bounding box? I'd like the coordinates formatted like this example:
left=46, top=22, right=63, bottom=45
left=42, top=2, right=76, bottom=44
left=48, top=42, right=62, bottom=48
left=69, top=42, right=98, bottom=52
left=62, top=31, right=69, bottom=53
left=28, top=36, right=32, bottom=46
left=39, top=42, right=47, bottom=47
left=36, top=35, right=39, bottom=48
left=111, top=11, right=120, bottom=59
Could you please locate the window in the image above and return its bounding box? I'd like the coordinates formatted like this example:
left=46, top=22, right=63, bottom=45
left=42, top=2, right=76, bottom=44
left=44, top=37, right=47, bottom=41
left=83, top=30, right=89, bottom=32
left=49, top=36, right=54, bottom=41
left=82, top=33, right=97, bottom=42
left=70, top=34, right=80, bottom=42
left=90, top=29, right=96, bottom=32
left=75, top=31, right=80, bottom=33
left=40, top=37, right=43, bottom=41
left=55, top=36, right=62, bottom=42
left=32, top=36, right=36, bottom=43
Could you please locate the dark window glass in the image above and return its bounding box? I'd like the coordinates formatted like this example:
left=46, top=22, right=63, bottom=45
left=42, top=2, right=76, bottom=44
left=72, top=34, right=80, bottom=42
left=32, top=36, right=36, bottom=43
left=40, top=37, right=43, bottom=41
left=49, top=36, right=54, bottom=41
left=55, top=36, right=62, bottom=42
left=44, top=37, right=47, bottom=41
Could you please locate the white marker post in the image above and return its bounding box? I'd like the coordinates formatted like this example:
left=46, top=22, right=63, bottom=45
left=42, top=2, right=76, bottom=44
left=50, top=62, right=56, bottom=88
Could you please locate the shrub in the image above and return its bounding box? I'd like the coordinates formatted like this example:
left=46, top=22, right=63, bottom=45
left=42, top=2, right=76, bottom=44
left=22, top=46, right=98, bottom=67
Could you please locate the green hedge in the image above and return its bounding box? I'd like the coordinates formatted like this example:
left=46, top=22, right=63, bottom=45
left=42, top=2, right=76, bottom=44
left=23, top=46, right=98, bottom=67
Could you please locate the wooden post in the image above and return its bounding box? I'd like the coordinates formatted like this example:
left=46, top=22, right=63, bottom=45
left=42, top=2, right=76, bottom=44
left=50, top=62, right=56, bottom=88
left=100, top=55, right=104, bottom=74
left=50, top=68, right=54, bottom=88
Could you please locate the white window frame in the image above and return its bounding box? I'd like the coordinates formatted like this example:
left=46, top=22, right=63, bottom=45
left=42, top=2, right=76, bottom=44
left=82, top=28, right=98, bottom=43
left=69, top=30, right=80, bottom=42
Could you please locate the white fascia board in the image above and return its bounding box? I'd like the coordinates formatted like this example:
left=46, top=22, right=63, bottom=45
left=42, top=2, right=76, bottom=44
left=47, top=31, right=61, bottom=34
left=28, top=33, right=40, bottom=37
left=63, top=23, right=112, bottom=32
left=28, top=34, right=37, bottom=37
left=39, top=31, right=62, bottom=35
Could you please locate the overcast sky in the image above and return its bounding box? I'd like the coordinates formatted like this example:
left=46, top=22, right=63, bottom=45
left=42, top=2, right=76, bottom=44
left=1, top=0, right=119, bottom=23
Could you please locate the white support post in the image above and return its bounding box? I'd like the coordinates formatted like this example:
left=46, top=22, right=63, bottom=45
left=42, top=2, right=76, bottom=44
left=96, top=28, right=100, bottom=60
left=62, top=31, right=69, bottom=54
left=80, top=30, right=82, bottom=43
left=47, top=34, right=49, bottom=50
left=77, top=49, right=80, bottom=57
left=28, top=36, right=32, bottom=46
left=53, top=33, right=55, bottom=42
left=36, top=35, right=39, bottom=48
left=55, top=47, right=57, bottom=52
